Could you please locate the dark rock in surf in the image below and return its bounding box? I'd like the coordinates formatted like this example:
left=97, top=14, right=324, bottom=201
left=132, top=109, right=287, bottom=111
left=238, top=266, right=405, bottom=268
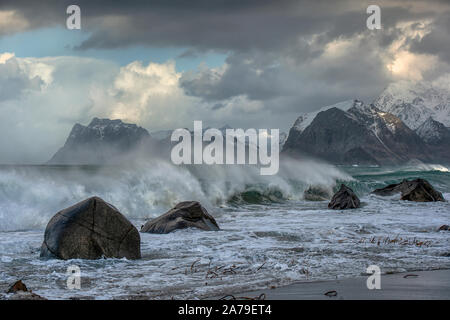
left=6, top=280, right=46, bottom=300
left=304, top=186, right=332, bottom=201
left=9, top=292, right=47, bottom=300
left=438, top=225, right=450, bottom=231
left=372, top=178, right=444, bottom=202
left=282, top=101, right=431, bottom=165
left=7, top=280, right=28, bottom=293
left=328, top=184, right=360, bottom=210
left=141, top=201, right=220, bottom=234
left=40, top=197, right=141, bottom=260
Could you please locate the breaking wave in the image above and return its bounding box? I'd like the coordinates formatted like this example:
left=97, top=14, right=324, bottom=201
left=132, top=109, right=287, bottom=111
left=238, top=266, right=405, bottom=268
left=0, top=158, right=350, bottom=231
left=1, top=157, right=449, bottom=232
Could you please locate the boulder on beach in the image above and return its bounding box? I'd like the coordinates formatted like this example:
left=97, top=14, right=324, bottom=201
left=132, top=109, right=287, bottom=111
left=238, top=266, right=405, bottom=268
left=6, top=280, right=46, bottom=300
left=7, top=280, right=28, bottom=294
left=328, top=184, right=360, bottom=210
left=40, top=197, right=141, bottom=260
left=9, top=291, right=47, bottom=300
left=304, top=186, right=332, bottom=201
left=141, top=201, right=220, bottom=234
left=372, top=178, right=444, bottom=202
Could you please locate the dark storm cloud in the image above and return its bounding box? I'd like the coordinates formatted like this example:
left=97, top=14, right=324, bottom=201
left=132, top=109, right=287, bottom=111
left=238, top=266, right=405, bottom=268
left=1, top=0, right=449, bottom=119
left=0, top=0, right=436, bottom=51
left=409, top=13, right=450, bottom=64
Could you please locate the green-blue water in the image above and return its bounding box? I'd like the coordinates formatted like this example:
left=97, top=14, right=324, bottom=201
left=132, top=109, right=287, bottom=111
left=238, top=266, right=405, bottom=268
left=0, top=162, right=449, bottom=299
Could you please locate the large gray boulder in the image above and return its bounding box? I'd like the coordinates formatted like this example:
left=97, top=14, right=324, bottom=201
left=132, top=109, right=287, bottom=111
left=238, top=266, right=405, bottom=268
left=328, top=184, right=360, bottom=210
left=141, top=201, right=220, bottom=234
left=40, top=197, right=141, bottom=260
left=372, top=178, right=444, bottom=202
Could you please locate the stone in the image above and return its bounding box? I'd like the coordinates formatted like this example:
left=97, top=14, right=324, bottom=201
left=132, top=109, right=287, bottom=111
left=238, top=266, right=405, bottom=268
left=328, top=184, right=360, bottom=209
left=372, top=179, right=444, bottom=202
left=40, top=197, right=141, bottom=260
left=141, top=201, right=220, bottom=234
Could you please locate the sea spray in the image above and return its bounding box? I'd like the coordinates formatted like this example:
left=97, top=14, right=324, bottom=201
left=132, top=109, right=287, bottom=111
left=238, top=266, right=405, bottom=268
left=0, top=158, right=351, bottom=232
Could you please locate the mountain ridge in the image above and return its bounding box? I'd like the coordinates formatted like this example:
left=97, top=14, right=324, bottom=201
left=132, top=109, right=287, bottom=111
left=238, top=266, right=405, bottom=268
left=283, top=101, right=432, bottom=165
left=47, top=118, right=151, bottom=164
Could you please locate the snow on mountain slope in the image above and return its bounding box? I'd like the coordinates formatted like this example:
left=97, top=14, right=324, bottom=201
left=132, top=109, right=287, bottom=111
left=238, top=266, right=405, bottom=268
left=292, top=100, right=355, bottom=133
left=283, top=100, right=429, bottom=165
left=48, top=118, right=151, bottom=164
left=373, top=80, right=450, bottom=129
left=415, top=117, right=450, bottom=144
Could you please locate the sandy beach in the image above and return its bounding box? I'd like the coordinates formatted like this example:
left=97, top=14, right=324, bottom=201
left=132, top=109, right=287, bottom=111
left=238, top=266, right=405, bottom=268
left=213, top=270, right=450, bottom=300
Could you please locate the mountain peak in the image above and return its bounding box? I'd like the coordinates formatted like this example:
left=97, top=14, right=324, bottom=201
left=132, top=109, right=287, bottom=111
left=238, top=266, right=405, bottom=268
left=374, top=80, right=450, bottom=129
left=415, top=117, right=450, bottom=144
left=283, top=100, right=430, bottom=165
left=48, top=118, right=150, bottom=164
left=291, top=99, right=355, bottom=133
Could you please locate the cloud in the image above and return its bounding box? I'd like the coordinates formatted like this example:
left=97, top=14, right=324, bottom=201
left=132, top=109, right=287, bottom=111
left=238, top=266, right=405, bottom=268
left=106, top=60, right=199, bottom=129
left=0, top=54, right=118, bottom=163
left=0, top=10, right=29, bottom=36
left=177, top=4, right=450, bottom=115
left=0, top=1, right=450, bottom=163
left=409, top=13, right=450, bottom=64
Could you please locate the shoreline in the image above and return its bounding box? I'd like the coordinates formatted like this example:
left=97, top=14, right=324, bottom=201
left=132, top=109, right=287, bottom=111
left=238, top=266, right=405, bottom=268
left=208, top=269, right=450, bottom=300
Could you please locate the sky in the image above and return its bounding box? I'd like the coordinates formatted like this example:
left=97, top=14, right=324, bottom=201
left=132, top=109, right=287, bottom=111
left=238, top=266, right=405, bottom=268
left=0, top=0, right=449, bottom=163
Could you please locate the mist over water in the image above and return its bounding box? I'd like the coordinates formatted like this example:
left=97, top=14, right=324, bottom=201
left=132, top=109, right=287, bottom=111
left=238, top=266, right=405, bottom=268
left=0, top=158, right=350, bottom=232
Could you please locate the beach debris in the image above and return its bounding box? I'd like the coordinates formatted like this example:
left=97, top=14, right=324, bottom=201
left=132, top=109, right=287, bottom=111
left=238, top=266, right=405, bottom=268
left=324, top=290, right=338, bottom=297
left=141, top=201, right=220, bottom=234
left=358, top=235, right=432, bottom=247
left=206, top=265, right=237, bottom=279
left=219, top=293, right=266, bottom=300
left=256, top=262, right=266, bottom=272
left=328, top=184, right=360, bottom=209
left=438, top=225, right=450, bottom=231
left=403, top=274, right=419, bottom=279
left=191, top=259, right=201, bottom=273
left=7, top=280, right=28, bottom=293
left=372, top=178, right=444, bottom=202
left=40, top=197, right=141, bottom=260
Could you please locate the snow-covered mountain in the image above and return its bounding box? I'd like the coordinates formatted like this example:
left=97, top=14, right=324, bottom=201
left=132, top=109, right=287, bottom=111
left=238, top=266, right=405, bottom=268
left=414, top=117, right=450, bottom=162
left=279, top=132, right=288, bottom=148
left=48, top=118, right=152, bottom=164
left=373, top=80, right=450, bottom=130
left=415, top=117, right=450, bottom=144
left=283, top=100, right=431, bottom=165
left=292, top=100, right=355, bottom=133
left=283, top=80, right=450, bottom=164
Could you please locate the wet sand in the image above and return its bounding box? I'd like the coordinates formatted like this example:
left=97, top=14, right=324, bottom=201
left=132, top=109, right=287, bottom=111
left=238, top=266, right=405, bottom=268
left=213, top=270, right=450, bottom=300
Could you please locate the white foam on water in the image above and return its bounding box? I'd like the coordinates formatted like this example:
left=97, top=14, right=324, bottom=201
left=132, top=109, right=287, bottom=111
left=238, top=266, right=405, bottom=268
left=0, top=194, right=449, bottom=300
left=0, top=159, right=350, bottom=232
left=0, top=164, right=449, bottom=299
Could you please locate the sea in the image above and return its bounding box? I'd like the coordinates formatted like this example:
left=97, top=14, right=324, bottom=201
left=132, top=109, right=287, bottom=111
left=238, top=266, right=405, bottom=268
left=0, top=159, right=449, bottom=299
